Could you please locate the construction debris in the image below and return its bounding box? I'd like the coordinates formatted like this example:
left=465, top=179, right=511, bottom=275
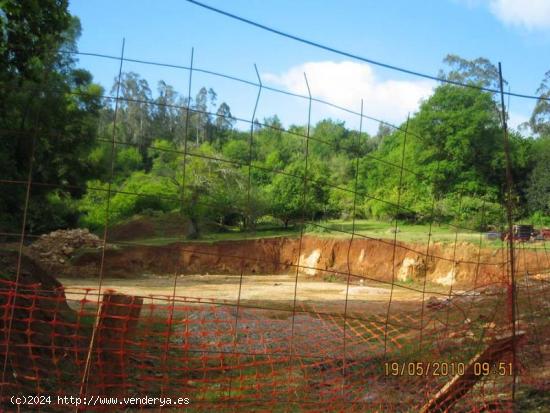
left=426, top=296, right=451, bottom=310
left=30, top=228, right=102, bottom=269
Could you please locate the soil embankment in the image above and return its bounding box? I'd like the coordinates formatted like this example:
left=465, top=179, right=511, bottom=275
left=0, top=249, right=87, bottom=393
left=70, top=236, right=547, bottom=286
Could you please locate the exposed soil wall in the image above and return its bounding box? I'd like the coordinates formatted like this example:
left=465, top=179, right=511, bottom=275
left=71, top=236, right=547, bottom=286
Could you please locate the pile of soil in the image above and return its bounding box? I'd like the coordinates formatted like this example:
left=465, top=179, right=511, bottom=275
left=0, top=249, right=65, bottom=293
left=0, top=249, right=88, bottom=396
left=108, top=218, right=156, bottom=241
left=108, top=213, right=190, bottom=241
left=29, top=228, right=102, bottom=275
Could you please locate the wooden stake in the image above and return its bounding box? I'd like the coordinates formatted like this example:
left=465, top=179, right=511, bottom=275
left=420, top=331, right=525, bottom=413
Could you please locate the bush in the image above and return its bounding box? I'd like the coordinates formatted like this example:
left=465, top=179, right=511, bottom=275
left=530, top=211, right=550, bottom=227
left=78, top=180, right=109, bottom=230
left=304, top=223, right=331, bottom=233
left=27, top=190, right=79, bottom=234
left=78, top=173, right=178, bottom=230
left=437, top=195, right=504, bottom=231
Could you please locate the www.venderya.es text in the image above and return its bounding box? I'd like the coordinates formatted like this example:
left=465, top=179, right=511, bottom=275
left=11, top=395, right=191, bottom=407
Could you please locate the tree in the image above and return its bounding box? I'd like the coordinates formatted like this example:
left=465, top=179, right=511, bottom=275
left=111, top=72, right=153, bottom=155
left=0, top=2, right=103, bottom=233
left=530, top=70, right=550, bottom=136
left=376, top=123, right=393, bottom=139
left=215, top=102, right=235, bottom=132
left=267, top=160, right=329, bottom=227
left=0, top=0, right=72, bottom=82
left=311, top=119, right=348, bottom=159
left=88, top=142, right=143, bottom=182
left=411, top=84, right=503, bottom=195
left=147, top=140, right=251, bottom=237
left=525, top=136, right=550, bottom=216
left=439, top=54, right=503, bottom=90
left=222, top=139, right=249, bottom=164
left=359, top=84, right=505, bottom=224
left=152, top=80, right=180, bottom=141
left=191, top=87, right=218, bottom=144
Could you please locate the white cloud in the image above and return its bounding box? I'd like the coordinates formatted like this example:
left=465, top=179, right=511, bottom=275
left=263, top=61, right=435, bottom=132
left=489, top=0, right=550, bottom=30
left=508, top=110, right=531, bottom=132
left=456, top=0, right=550, bottom=30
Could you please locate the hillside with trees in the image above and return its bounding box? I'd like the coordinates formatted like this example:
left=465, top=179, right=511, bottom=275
left=1, top=1, right=549, bottom=240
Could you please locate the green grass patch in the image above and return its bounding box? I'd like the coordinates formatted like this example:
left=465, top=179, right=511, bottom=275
left=104, top=219, right=481, bottom=246
left=105, top=218, right=515, bottom=250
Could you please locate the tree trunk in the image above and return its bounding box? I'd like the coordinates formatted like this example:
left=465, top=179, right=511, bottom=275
left=187, top=217, right=199, bottom=239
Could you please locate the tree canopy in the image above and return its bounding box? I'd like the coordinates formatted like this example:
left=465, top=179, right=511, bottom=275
left=1, top=2, right=549, bottom=237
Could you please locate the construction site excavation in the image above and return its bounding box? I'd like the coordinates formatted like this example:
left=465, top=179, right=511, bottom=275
left=0, top=223, right=548, bottom=412
left=1, top=1, right=550, bottom=412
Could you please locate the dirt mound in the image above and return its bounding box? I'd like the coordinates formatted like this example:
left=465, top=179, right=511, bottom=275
left=29, top=228, right=102, bottom=275
left=0, top=249, right=86, bottom=394
left=108, top=213, right=190, bottom=241
left=31, top=228, right=102, bottom=258
left=108, top=217, right=156, bottom=241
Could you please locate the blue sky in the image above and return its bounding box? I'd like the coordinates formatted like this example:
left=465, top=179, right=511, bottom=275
left=68, top=0, right=550, bottom=134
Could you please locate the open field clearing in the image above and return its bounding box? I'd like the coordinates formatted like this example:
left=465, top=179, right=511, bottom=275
left=2, top=228, right=549, bottom=411
left=49, top=270, right=549, bottom=412
left=60, top=274, right=438, bottom=308
left=112, top=218, right=508, bottom=247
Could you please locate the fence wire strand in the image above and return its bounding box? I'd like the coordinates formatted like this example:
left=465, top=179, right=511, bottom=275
left=0, top=41, right=548, bottom=413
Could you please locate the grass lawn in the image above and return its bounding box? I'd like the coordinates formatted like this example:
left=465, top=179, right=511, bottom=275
left=116, top=218, right=507, bottom=248
left=320, top=219, right=500, bottom=245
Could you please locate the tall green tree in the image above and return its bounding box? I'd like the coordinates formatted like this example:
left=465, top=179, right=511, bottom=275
left=111, top=72, right=153, bottom=154
left=530, top=70, right=550, bottom=136
left=191, top=87, right=218, bottom=145
left=267, top=160, right=330, bottom=227
left=0, top=1, right=103, bottom=233
left=152, top=80, right=180, bottom=141
left=215, top=102, right=234, bottom=131
left=439, top=54, right=503, bottom=90
left=360, top=84, right=505, bottom=225
left=525, top=136, right=550, bottom=217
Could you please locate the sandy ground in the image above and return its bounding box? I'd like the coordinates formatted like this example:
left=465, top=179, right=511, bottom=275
left=58, top=274, right=437, bottom=312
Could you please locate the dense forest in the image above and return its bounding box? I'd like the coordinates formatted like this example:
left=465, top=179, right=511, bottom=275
left=1, top=1, right=549, bottom=239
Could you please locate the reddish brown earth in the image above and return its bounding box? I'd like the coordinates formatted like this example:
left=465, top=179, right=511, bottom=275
left=70, top=236, right=549, bottom=287
left=108, top=213, right=190, bottom=241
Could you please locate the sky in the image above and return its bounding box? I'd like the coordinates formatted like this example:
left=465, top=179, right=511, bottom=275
left=68, top=0, right=550, bottom=135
